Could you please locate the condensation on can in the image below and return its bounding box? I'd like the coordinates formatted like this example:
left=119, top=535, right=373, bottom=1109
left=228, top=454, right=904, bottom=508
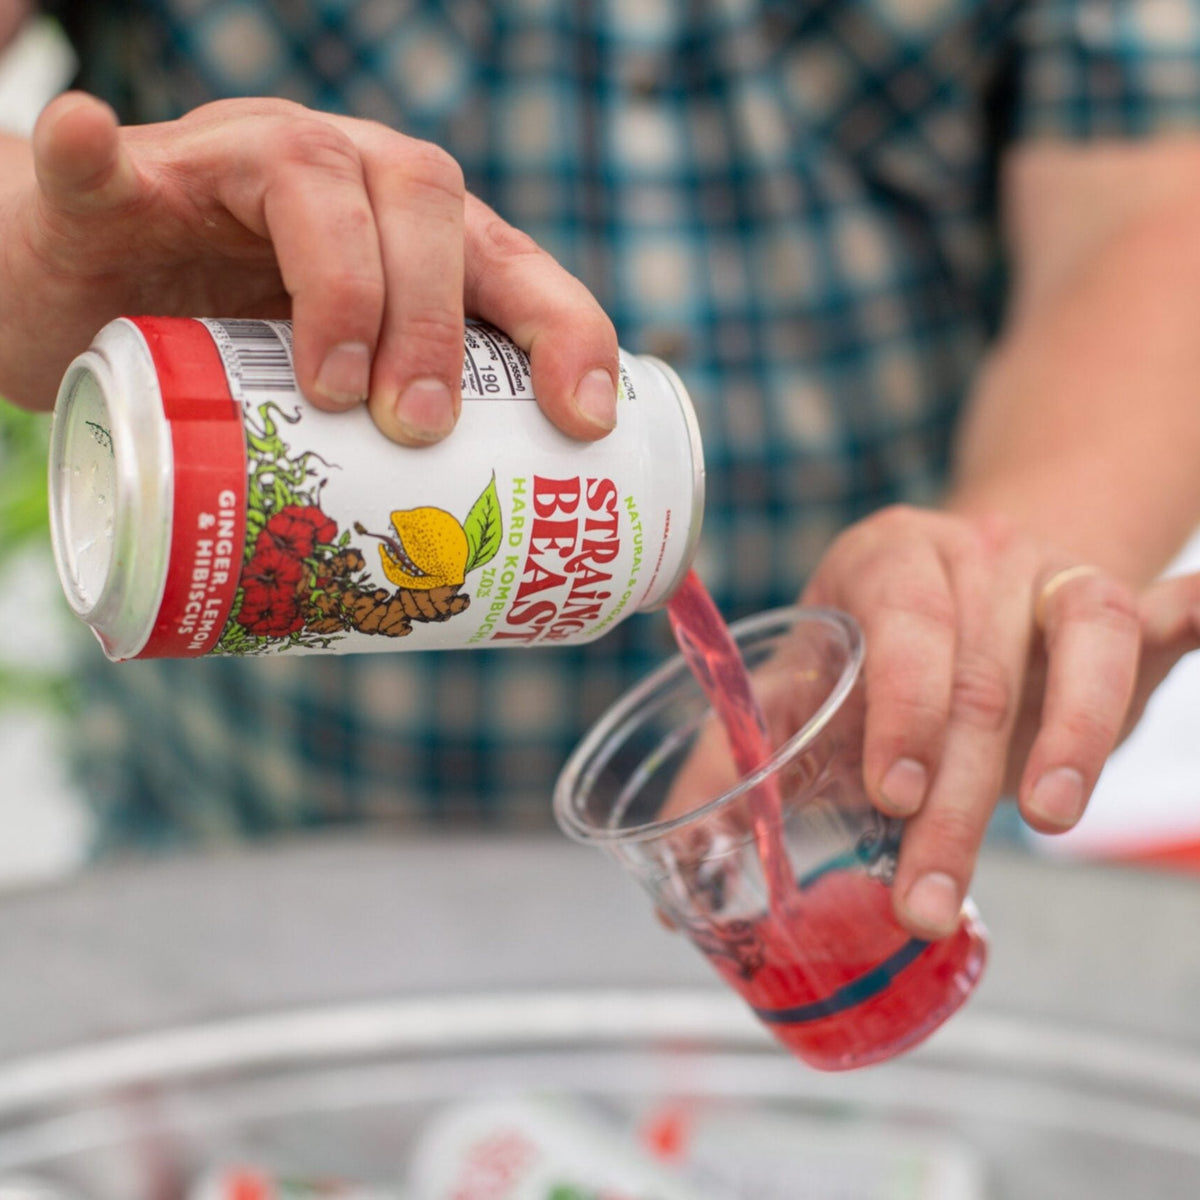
left=48, top=317, right=704, bottom=661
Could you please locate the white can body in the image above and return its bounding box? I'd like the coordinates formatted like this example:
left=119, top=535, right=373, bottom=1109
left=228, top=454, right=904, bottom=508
left=49, top=318, right=704, bottom=661
left=407, top=1096, right=717, bottom=1200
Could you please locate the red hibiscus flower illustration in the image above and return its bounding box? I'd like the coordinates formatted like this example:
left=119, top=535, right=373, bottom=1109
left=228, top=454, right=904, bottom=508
left=255, top=505, right=338, bottom=559
left=236, top=571, right=304, bottom=638
left=237, top=584, right=306, bottom=637
left=242, top=544, right=306, bottom=593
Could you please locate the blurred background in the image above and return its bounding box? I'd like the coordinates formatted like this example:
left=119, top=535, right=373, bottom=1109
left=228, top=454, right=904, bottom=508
left=0, top=10, right=89, bottom=892
left=0, top=401, right=94, bottom=890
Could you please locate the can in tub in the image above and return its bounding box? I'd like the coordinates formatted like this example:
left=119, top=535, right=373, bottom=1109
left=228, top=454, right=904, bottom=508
left=48, top=318, right=704, bottom=660
left=406, top=1095, right=717, bottom=1200
left=188, top=1166, right=398, bottom=1199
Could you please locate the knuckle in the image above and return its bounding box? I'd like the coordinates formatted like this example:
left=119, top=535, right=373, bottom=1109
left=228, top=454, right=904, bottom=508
left=1058, top=706, right=1117, bottom=757
left=950, top=652, right=1012, bottom=733
left=867, top=503, right=923, bottom=539
left=917, top=806, right=982, bottom=862
left=876, top=685, right=947, bottom=736
left=189, top=96, right=300, bottom=126
left=339, top=206, right=376, bottom=250
left=972, top=511, right=1022, bottom=557
left=1079, top=576, right=1139, bottom=630
left=874, top=502, right=917, bottom=524
left=393, top=306, right=464, bottom=365
left=1044, top=573, right=1139, bottom=647
left=311, top=269, right=386, bottom=318
left=397, top=138, right=465, bottom=202
left=947, top=513, right=1027, bottom=577
left=878, top=579, right=957, bottom=636
left=475, top=212, right=544, bottom=264
left=275, top=120, right=363, bottom=182
left=571, top=307, right=619, bottom=348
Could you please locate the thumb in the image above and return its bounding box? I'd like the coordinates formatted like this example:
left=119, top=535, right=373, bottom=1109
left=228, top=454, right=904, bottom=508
left=32, top=92, right=139, bottom=215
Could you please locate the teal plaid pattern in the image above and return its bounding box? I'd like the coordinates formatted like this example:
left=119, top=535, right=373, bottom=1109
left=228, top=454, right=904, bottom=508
left=66, top=0, right=1200, bottom=849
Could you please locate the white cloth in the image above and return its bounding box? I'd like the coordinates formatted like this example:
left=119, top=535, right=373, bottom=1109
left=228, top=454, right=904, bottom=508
left=0, top=16, right=76, bottom=137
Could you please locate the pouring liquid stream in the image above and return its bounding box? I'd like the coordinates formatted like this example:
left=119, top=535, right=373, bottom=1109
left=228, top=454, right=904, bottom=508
left=665, top=569, right=793, bottom=916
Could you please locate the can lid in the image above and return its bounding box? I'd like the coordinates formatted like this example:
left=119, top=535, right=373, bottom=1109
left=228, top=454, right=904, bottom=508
left=49, top=362, right=116, bottom=615
left=48, top=333, right=173, bottom=660
left=637, top=355, right=705, bottom=610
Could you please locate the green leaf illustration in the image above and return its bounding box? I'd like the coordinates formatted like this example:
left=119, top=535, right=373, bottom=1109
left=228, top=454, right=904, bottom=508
left=462, top=473, right=503, bottom=574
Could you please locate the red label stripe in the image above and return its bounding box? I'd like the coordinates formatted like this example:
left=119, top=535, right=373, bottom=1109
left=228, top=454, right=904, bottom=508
left=133, top=316, right=248, bottom=659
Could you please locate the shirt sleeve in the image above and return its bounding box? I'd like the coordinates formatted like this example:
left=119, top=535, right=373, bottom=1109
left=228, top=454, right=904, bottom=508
left=1012, top=0, right=1200, bottom=138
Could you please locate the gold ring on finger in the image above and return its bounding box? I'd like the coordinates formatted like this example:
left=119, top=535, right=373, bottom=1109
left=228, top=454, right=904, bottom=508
left=1034, top=564, right=1104, bottom=629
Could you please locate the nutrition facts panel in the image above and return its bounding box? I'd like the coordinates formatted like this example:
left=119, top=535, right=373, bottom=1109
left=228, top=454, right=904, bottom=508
left=461, top=322, right=536, bottom=401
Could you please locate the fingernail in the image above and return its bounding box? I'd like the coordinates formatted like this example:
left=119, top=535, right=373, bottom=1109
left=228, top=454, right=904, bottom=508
left=573, top=368, right=617, bottom=431
left=880, top=757, right=927, bottom=816
left=903, top=872, right=961, bottom=937
left=1027, top=766, right=1086, bottom=829
left=314, top=342, right=371, bottom=408
left=394, top=378, right=455, bottom=442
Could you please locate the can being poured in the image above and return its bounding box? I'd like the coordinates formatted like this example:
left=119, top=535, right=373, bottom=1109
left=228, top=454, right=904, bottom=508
left=49, top=317, right=704, bottom=660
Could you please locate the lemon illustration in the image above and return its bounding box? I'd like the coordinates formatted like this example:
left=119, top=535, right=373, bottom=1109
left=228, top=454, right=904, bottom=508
left=374, top=506, right=469, bottom=590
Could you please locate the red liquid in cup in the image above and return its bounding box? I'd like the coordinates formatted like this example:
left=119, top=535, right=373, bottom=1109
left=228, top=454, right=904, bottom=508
left=665, top=571, right=987, bottom=1069
left=702, top=871, right=986, bottom=1070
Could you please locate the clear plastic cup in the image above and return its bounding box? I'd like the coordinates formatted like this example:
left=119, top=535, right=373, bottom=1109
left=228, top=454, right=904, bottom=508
left=554, top=607, right=988, bottom=1070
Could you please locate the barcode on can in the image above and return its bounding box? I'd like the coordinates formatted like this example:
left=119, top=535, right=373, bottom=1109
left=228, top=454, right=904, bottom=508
left=202, top=318, right=297, bottom=400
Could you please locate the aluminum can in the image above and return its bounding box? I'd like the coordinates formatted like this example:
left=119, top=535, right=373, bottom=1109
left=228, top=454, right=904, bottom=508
left=188, top=1166, right=397, bottom=1199
left=635, top=1102, right=986, bottom=1200
left=49, top=318, right=704, bottom=660
left=406, top=1096, right=719, bottom=1200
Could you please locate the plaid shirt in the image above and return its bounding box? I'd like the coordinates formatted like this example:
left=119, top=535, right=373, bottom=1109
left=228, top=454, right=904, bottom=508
left=67, top=0, right=1200, bottom=849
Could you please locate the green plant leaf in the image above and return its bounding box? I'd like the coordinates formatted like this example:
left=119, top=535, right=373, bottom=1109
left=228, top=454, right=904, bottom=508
left=462, top=472, right=503, bottom=574
left=0, top=665, right=73, bottom=712
left=0, top=406, right=51, bottom=563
